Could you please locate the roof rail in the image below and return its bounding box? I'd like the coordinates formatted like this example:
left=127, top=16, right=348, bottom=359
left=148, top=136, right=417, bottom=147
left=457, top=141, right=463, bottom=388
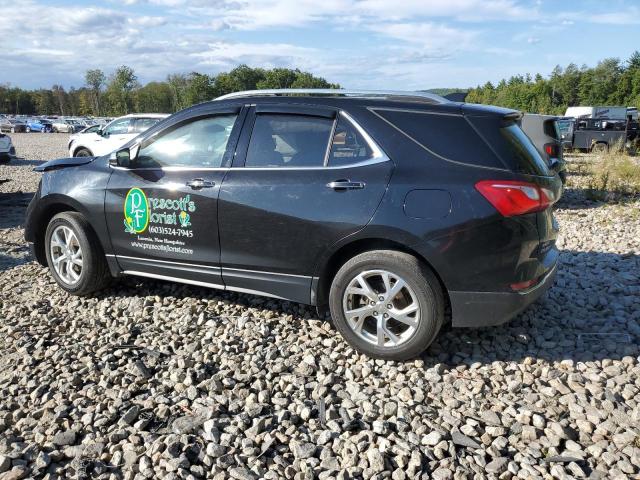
left=214, top=88, right=449, bottom=104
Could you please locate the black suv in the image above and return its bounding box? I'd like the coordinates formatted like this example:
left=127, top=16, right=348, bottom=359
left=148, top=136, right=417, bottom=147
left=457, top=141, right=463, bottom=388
left=25, top=89, right=561, bottom=360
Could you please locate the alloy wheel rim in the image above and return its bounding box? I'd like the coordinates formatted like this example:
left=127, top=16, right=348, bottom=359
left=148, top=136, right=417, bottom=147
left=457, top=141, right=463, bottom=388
left=342, top=269, right=420, bottom=348
left=50, top=225, right=83, bottom=285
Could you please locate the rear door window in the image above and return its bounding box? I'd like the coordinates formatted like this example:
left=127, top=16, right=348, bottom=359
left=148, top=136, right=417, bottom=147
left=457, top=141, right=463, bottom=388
left=245, top=114, right=334, bottom=168
left=327, top=116, right=375, bottom=166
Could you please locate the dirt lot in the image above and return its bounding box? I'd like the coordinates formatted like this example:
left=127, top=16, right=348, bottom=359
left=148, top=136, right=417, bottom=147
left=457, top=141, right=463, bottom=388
left=0, top=133, right=639, bottom=479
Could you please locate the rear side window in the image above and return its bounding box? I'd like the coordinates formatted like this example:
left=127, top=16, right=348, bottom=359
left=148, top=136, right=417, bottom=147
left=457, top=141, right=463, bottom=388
left=375, top=109, right=503, bottom=169
left=469, top=116, right=551, bottom=176
left=245, top=114, right=333, bottom=168
left=328, top=116, right=375, bottom=166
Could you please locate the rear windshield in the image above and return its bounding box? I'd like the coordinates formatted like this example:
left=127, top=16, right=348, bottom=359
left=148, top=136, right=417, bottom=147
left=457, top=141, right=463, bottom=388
left=469, top=116, right=551, bottom=176
left=543, top=119, right=560, bottom=140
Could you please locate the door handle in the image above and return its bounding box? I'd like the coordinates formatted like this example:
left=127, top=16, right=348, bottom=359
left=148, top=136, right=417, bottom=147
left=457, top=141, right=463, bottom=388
left=326, top=179, right=365, bottom=190
left=186, top=178, right=215, bottom=190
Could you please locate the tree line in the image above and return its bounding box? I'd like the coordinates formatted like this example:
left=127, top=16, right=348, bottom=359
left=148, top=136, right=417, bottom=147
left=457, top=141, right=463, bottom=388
left=0, top=65, right=339, bottom=117
left=466, top=52, right=640, bottom=115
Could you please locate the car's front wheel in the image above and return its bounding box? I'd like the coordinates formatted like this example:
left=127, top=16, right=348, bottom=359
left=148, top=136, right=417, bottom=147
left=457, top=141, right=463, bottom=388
left=74, top=148, right=93, bottom=157
left=45, top=212, right=111, bottom=295
left=329, top=250, right=444, bottom=361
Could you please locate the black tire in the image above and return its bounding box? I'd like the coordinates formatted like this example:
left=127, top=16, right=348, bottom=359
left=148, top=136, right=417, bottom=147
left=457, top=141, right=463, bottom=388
left=44, top=212, right=111, bottom=295
left=591, top=143, right=608, bottom=154
left=74, top=148, right=93, bottom=157
left=329, top=250, right=444, bottom=361
left=25, top=127, right=31, bottom=133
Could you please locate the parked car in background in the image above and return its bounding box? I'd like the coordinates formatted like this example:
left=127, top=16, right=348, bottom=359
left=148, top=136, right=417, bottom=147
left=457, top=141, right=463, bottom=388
left=25, top=118, right=53, bottom=133
left=570, top=117, right=639, bottom=153
left=0, top=133, right=15, bottom=163
left=0, top=118, right=27, bottom=133
left=67, top=124, right=104, bottom=153
left=28, top=89, right=562, bottom=360
left=69, top=113, right=169, bottom=157
left=520, top=114, right=567, bottom=183
left=52, top=119, right=83, bottom=133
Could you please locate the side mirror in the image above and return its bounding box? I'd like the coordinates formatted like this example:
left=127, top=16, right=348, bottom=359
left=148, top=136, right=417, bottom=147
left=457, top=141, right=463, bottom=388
left=110, top=148, right=131, bottom=168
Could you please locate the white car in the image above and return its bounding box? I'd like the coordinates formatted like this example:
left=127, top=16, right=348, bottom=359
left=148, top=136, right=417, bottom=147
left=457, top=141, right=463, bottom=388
left=68, top=113, right=169, bottom=157
left=0, top=133, right=16, bottom=163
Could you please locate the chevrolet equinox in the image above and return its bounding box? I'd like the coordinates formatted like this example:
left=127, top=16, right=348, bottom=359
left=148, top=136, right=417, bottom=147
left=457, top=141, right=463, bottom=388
left=25, top=89, right=561, bottom=360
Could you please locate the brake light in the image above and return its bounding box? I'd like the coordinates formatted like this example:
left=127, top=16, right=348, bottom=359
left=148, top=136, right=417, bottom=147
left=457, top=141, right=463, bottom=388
left=544, top=143, right=557, bottom=157
left=475, top=180, right=552, bottom=217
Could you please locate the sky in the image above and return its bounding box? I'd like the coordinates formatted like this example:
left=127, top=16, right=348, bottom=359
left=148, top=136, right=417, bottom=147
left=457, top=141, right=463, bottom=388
left=1, top=0, right=639, bottom=91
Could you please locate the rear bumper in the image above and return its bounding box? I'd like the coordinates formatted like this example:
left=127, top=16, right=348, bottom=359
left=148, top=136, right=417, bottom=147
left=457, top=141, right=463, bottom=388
left=449, top=263, right=557, bottom=328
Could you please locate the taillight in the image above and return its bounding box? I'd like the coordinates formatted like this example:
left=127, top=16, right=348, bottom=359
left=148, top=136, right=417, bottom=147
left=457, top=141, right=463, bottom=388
left=544, top=143, right=557, bottom=157
left=475, top=180, right=552, bottom=217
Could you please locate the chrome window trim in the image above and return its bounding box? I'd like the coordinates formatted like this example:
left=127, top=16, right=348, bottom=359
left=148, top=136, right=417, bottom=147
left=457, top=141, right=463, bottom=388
left=108, top=110, right=391, bottom=172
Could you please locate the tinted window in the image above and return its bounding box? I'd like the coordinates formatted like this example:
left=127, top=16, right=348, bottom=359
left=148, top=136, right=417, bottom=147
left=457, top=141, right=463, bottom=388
left=499, top=124, right=550, bottom=175
left=105, top=118, right=131, bottom=135
left=469, top=116, right=550, bottom=175
left=245, top=114, right=333, bottom=168
left=328, top=116, right=374, bottom=166
left=136, top=115, right=237, bottom=168
left=133, top=117, right=160, bottom=133
left=543, top=120, right=560, bottom=140
left=377, top=109, right=503, bottom=169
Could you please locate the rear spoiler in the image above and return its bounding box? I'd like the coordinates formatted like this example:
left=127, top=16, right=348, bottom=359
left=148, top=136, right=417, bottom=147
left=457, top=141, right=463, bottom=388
left=501, top=111, right=523, bottom=126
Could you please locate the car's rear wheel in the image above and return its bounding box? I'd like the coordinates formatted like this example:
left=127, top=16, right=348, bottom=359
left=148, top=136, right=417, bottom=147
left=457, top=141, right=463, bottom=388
left=74, top=148, right=93, bottom=157
left=329, top=250, right=444, bottom=360
left=591, top=142, right=608, bottom=154
left=25, top=127, right=31, bottom=133
left=45, top=212, right=111, bottom=295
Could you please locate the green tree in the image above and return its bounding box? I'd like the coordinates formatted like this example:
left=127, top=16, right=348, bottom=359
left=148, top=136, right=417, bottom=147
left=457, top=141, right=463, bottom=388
left=85, top=69, right=106, bottom=115
left=106, top=66, right=139, bottom=115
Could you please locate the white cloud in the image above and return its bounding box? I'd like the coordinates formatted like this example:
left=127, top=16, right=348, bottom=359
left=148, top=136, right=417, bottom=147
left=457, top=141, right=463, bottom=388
left=588, top=7, right=640, bottom=25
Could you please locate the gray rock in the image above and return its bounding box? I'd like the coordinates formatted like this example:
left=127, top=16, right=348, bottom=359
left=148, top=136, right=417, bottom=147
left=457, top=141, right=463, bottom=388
left=366, top=448, right=385, bottom=473
left=451, top=430, right=480, bottom=449
left=485, top=457, right=508, bottom=474
left=422, top=431, right=443, bottom=446
left=229, top=467, right=259, bottom=480
left=0, top=455, right=10, bottom=474
left=52, top=430, right=76, bottom=447
left=172, top=415, right=204, bottom=434
left=121, top=405, right=140, bottom=424
left=292, top=442, right=316, bottom=460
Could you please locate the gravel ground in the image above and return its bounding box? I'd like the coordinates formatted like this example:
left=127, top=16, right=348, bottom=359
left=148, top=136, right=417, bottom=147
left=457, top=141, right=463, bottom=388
left=0, top=136, right=638, bottom=479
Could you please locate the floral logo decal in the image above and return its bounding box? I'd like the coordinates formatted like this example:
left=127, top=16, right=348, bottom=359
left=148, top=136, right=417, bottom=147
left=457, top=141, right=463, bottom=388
left=123, top=187, right=149, bottom=234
